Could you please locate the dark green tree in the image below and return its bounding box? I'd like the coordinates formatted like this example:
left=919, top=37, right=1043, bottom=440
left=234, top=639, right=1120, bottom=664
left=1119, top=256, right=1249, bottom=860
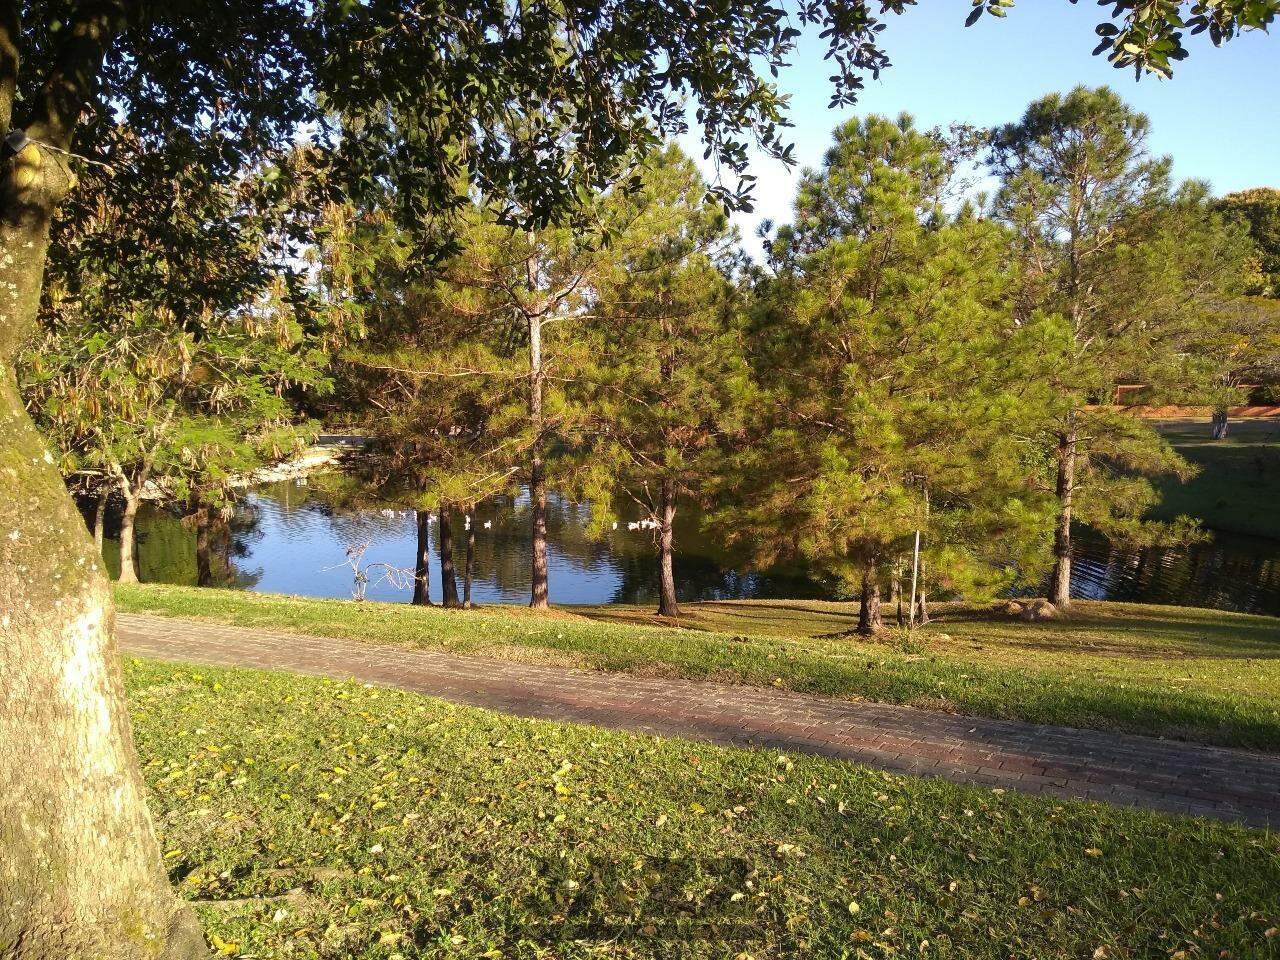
left=20, top=134, right=332, bottom=584
left=726, top=116, right=1062, bottom=634
left=1217, top=188, right=1280, bottom=298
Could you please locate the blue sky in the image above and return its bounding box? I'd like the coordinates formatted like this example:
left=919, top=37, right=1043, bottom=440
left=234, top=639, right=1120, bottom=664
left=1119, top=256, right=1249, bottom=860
left=680, top=4, right=1280, bottom=258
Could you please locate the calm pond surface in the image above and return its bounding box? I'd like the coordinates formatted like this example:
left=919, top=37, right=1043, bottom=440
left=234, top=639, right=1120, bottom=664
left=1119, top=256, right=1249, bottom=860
left=101, top=479, right=1280, bottom=616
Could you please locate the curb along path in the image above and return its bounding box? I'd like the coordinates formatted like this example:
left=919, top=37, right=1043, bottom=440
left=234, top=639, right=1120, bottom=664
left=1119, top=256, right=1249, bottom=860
left=117, top=613, right=1280, bottom=829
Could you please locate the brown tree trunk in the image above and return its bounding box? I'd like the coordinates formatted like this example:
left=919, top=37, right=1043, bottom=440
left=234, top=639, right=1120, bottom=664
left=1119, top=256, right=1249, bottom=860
left=0, top=381, right=209, bottom=958
left=91, top=491, right=107, bottom=554
left=890, top=564, right=903, bottom=627
left=857, top=563, right=883, bottom=636
left=528, top=303, right=549, bottom=609
left=914, top=585, right=930, bottom=626
left=411, top=509, right=432, bottom=605
left=117, top=493, right=141, bottom=584
left=439, top=507, right=461, bottom=608
left=463, top=508, right=475, bottom=609
left=1048, top=417, right=1077, bottom=609
left=193, top=506, right=213, bottom=588
left=0, top=21, right=208, bottom=956
left=655, top=480, right=680, bottom=618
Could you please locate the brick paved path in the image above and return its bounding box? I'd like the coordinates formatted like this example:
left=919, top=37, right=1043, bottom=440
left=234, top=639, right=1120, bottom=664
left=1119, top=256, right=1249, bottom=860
left=118, top=613, right=1280, bottom=829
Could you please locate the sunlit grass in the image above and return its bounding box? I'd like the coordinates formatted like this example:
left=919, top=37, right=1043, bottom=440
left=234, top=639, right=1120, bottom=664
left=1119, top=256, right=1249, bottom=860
left=128, top=658, right=1280, bottom=960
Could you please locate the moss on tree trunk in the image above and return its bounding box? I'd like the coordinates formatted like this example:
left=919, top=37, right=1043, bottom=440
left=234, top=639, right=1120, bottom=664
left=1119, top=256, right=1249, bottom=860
left=0, top=101, right=207, bottom=955
left=0, top=377, right=207, bottom=959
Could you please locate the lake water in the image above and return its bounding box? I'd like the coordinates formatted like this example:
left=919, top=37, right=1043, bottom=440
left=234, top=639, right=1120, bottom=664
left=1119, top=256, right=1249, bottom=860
left=101, top=479, right=1280, bottom=617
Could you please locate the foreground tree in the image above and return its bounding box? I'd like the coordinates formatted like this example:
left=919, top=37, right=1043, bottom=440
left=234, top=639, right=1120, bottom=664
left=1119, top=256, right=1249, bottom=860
left=1, top=2, right=1272, bottom=954
left=991, top=87, right=1258, bottom=608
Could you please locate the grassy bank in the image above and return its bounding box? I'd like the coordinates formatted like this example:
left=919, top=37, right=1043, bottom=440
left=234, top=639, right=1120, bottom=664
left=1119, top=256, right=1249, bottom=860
left=117, top=584, right=1280, bottom=750
left=1154, top=419, right=1280, bottom=538
left=128, top=658, right=1280, bottom=960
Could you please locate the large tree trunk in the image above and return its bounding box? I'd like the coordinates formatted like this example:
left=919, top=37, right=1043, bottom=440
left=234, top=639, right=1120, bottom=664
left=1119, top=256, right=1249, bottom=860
left=1048, top=416, right=1078, bottom=609
left=411, top=509, right=432, bottom=606
left=527, top=305, right=549, bottom=609
left=655, top=479, right=680, bottom=618
left=857, top=563, right=883, bottom=636
left=117, top=493, right=141, bottom=584
left=438, top=507, right=461, bottom=608
left=463, top=508, right=475, bottom=609
left=0, top=17, right=208, bottom=956
left=193, top=505, right=213, bottom=588
left=1, top=382, right=209, bottom=958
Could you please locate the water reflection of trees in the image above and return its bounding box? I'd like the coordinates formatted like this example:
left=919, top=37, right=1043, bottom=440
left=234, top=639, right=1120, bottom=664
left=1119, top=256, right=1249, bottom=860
left=86, top=497, right=263, bottom=590
left=1071, top=527, right=1280, bottom=617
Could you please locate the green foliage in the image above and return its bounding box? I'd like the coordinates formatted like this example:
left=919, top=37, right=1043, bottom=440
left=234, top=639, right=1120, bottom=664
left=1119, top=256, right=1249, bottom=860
left=991, top=87, right=1259, bottom=551
left=726, top=115, right=1062, bottom=603
left=580, top=147, right=747, bottom=530
left=966, top=0, right=1277, bottom=78
left=19, top=134, right=332, bottom=508
left=1217, top=187, right=1280, bottom=297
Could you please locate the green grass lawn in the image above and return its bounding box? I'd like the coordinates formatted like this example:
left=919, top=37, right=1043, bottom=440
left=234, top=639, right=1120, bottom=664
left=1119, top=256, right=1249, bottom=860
left=1153, top=419, right=1280, bottom=538
left=117, top=584, right=1280, bottom=751
left=128, top=658, right=1280, bottom=960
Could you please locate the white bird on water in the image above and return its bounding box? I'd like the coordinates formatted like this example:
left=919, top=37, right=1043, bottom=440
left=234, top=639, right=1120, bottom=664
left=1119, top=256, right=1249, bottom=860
left=483, top=520, right=493, bottom=529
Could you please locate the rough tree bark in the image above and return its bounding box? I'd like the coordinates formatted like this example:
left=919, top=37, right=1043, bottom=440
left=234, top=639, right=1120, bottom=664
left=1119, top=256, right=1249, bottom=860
left=116, top=491, right=141, bottom=584
left=1048, top=415, right=1078, bottom=609
left=0, top=106, right=207, bottom=960
left=411, top=509, right=432, bottom=606
left=463, top=507, right=475, bottom=609
left=655, top=479, right=680, bottom=618
left=857, top=563, right=883, bottom=636
left=0, top=6, right=210, bottom=956
left=890, top=563, right=903, bottom=627
left=914, top=583, right=930, bottom=626
left=438, top=506, right=460, bottom=608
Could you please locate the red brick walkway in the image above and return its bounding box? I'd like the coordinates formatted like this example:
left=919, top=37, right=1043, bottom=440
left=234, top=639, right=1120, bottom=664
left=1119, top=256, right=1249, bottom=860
left=118, top=613, right=1280, bottom=829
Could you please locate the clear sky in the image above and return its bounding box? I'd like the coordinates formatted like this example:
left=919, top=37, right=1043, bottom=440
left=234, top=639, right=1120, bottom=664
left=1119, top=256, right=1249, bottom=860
left=680, top=4, right=1280, bottom=258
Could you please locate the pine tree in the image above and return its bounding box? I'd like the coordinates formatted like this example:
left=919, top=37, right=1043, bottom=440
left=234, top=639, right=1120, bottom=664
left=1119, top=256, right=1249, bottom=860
left=991, top=87, right=1259, bottom=607
left=583, top=146, right=747, bottom=618
left=722, top=115, right=1061, bottom=633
